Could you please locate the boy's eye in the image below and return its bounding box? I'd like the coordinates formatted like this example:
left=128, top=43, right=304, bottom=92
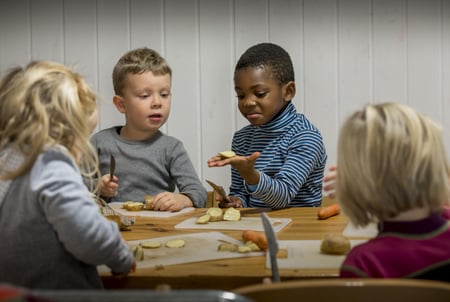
left=161, top=92, right=171, bottom=98
left=139, top=94, right=150, bottom=99
left=236, top=95, right=244, bottom=100
left=255, top=91, right=267, bottom=98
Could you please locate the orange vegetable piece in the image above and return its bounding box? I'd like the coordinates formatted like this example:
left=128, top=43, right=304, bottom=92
left=317, top=203, right=341, bottom=220
left=242, top=230, right=268, bottom=251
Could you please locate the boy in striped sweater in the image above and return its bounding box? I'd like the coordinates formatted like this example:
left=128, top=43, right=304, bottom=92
left=208, top=42, right=327, bottom=209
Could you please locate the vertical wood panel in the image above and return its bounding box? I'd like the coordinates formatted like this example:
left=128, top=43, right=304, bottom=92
left=64, top=0, right=98, bottom=92
left=337, top=0, right=372, bottom=122
left=30, top=0, right=64, bottom=61
left=165, top=0, right=202, bottom=173
left=97, top=0, right=130, bottom=130
left=130, top=0, right=164, bottom=52
left=372, top=0, right=407, bottom=103
left=199, top=0, right=234, bottom=187
left=0, top=0, right=31, bottom=71
left=407, top=0, right=442, bottom=122
left=303, top=0, right=339, bottom=168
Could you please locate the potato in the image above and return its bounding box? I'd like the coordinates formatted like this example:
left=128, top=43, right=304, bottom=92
left=165, top=239, right=186, bottom=248
left=223, top=207, right=241, bottom=221
left=218, top=243, right=239, bottom=252
left=144, top=195, right=155, bottom=210
left=218, top=150, right=236, bottom=159
left=320, top=234, right=351, bottom=255
left=207, top=207, right=223, bottom=221
left=131, top=245, right=144, bottom=261
left=196, top=214, right=211, bottom=224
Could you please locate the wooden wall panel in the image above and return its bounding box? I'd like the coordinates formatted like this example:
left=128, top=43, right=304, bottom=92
left=303, top=0, right=339, bottom=169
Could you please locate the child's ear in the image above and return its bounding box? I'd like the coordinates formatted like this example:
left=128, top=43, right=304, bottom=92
left=113, top=95, right=126, bottom=113
left=282, top=81, right=296, bottom=102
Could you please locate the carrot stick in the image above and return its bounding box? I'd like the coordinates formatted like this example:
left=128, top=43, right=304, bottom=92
left=317, top=203, right=341, bottom=220
left=242, top=230, right=268, bottom=251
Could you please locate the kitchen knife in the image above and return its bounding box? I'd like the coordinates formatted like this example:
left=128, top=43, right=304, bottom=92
left=110, top=154, right=116, bottom=181
left=205, top=179, right=233, bottom=205
left=261, top=212, right=280, bottom=282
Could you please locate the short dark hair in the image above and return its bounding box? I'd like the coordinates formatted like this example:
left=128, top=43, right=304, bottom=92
left=234, top=42, right=295, bottom=85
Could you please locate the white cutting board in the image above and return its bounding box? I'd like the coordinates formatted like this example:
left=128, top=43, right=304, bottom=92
left=175, top=216, right=292, bottom=232
left=98, top=231, right=263, bottom=272
left=108, top=202, right=195, bottom=218
left=266, top=239, right=368, bottom=270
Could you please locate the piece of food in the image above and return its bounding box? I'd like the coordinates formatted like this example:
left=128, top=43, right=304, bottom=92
left=317, top=203, right=341, bottom=220
left=165, top=239, right=186, bottom=248
left=131, top=245, right=144, bottom=261
left=196, top=214, right=211, bottom=224
left=218, top=150, right=236, bottom=159
left=244, top=241, right=261, bottom=252
left=223, top=207, right=241, bottom=221
left=320, top=234, right=351, bottom=255
left=124, top=201, right=144, bottom=211
left=206, top=207, right=223, bottom=221
left=144, top=195, right=155, bottom=210
left=237, top=245, right=252, bottom=253
left=141, top=241, right=162, bottom=249
left=217, top=242, right=239, bottom=252
left=242, top=230, right=268, bottom=251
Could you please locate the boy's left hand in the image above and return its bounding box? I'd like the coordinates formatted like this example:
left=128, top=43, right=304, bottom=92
left=152, top=192, right=192, bottom=212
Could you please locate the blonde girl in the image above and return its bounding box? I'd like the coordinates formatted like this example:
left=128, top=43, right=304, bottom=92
left=337, top=102, right=450, bottom=280
left=0, top=61, right=134, bottom=289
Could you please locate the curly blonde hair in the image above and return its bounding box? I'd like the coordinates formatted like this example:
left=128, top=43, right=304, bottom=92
left=0, top=61, right=100, bottom=192
left=336, top=102, right=450, bottom=227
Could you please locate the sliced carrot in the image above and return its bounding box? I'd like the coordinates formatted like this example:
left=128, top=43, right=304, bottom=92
left=242, top=230, right=268, bottom=251
left=317, top=203, right=341, bottom=220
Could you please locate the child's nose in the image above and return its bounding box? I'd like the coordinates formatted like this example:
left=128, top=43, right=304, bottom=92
left=150, top=95, right=162, bottom=108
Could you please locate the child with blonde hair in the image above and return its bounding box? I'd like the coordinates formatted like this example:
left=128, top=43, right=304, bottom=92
left=0, top=61, right=135, bottom=289
left=336, top=102, right=450, bottom=281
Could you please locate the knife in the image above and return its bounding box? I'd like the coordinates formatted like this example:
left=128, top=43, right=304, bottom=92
left=261, top=212, right=280, bottom=282
left=110, top=154, right=116, bottom=181
left=205, top=179, right=233, bottom=204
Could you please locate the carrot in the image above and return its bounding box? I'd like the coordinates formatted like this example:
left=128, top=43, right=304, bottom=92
left=317, top=203, right=341, bottom=220
left=242, top=230, right=268, bottom=251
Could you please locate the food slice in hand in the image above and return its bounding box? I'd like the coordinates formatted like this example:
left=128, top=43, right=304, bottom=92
left=218, top=150, right=236, bottom=159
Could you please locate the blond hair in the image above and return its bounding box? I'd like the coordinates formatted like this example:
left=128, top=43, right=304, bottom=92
left=112, top=47, right=172, bottom=95
left=336, top=102, right=450, bottom=227
left=0, top=61, right=100, bottom=192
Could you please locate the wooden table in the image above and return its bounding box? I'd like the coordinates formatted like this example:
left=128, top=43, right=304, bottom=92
left=102, top=207, right=355, bottom=290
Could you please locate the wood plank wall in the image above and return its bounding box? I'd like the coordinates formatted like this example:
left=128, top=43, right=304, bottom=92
left=0, top=0, right=449, bottom=192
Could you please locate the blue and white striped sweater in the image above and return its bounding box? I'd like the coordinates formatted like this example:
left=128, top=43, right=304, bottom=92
left=230, top=102, right=327, bottom=208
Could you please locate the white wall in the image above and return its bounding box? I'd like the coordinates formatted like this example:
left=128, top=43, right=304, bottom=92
left=1, top=0, right=449, bottom=192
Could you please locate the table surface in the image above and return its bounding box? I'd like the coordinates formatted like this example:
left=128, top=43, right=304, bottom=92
left=101, top=207, right=365, bottom=290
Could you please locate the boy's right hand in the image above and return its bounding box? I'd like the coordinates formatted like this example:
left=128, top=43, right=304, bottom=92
left=100, top=174, right=119, bottom=197
left=217, top=195, right=243, bottom=208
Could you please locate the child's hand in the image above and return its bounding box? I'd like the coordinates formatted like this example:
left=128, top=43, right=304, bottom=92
left=218, top=196, right=243, bottom=208
left=152, top=192, right=193, bottom=212
left=111, top=260, right=136, bottom=279
left=100, top=174, right=119, bottom=197
left=323, top=165, right=337, bottom=199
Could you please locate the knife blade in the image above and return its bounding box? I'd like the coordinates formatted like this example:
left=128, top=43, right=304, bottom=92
left=261, top=212, right=280, bottom=282
left=110, top=154, right=116, bottom=181
left=205, top=179, right=232, bottom=204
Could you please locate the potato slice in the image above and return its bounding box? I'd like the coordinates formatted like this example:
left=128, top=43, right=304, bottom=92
left=218, top=243, right=239, bottom=252
left=141, top=241, right=161, bottom=249
left=207, top=207, right=223, bottom=221
left=165, top=239, right=186, bottom=248
left=218, top=150, right=236, bottom=159
left=196, top=214, right=211, bottom=224
left=125, top=202, right=144, bottom=211
left=223, top=207, right=241, bottom=221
